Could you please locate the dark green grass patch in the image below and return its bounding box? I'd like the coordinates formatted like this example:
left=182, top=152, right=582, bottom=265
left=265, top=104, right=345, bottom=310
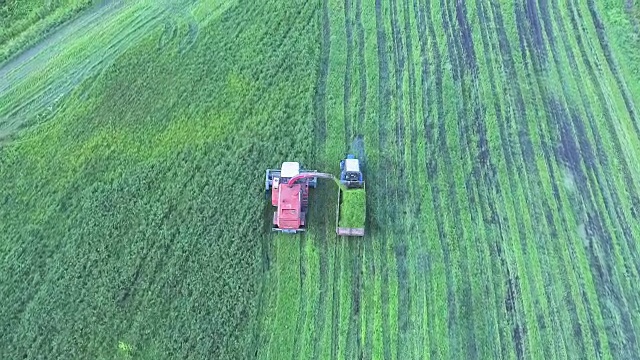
left=338, top=188, right=366, bottom=228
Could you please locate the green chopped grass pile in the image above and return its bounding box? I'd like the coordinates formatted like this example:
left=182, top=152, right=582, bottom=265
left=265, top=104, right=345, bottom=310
left=338, top=188, right=366, bottom=228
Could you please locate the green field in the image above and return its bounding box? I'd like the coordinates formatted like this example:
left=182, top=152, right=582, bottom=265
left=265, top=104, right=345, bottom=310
left=1, top=0, right=640, bottom=359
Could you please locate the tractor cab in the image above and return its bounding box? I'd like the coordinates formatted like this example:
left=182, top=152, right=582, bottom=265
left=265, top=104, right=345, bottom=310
left=340, top=155, right=364, bottom=188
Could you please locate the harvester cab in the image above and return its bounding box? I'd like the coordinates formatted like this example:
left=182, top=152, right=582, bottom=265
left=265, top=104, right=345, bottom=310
left=340, top=154, right=364, bottom=189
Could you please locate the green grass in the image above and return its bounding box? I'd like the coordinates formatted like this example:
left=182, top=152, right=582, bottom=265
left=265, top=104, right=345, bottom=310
left=0, top=0, right=94, bottom=65
left=1, top=0, right=640, bottom=359
left=338, top=188, right=366, bottom=228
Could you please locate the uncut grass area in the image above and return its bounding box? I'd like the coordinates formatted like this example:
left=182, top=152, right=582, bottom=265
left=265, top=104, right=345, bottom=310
left=1, top=0, right=640, bottom=359
left=0, top=0, right=317, bottom=358
left=338, top=188, right=366, bottom=228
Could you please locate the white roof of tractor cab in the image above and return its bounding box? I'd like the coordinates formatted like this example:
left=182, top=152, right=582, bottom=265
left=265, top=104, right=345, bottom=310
left=281, top=162, right=300, bottom=178
left=345, top=158, right=360, bottom=172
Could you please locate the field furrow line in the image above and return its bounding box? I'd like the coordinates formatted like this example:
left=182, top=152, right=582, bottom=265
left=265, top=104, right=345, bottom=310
left=518, top=2, right=608, bottom=356
left=411, top=1, right=434, bottom=358
left=330, top=241, right=343, bottom=359
left=421, top=1, right=453, bottom=357
left=343, top=241, right=363, bottom=360
left=399, top=0, right=424, bottom=357
left=585, top=0, right=640, bottom=140
left=471, top=0, right=514, bottom=357
left=537, top=0, right=639, bottom=355
left=343, top=1, right=367, bottom=358
left=551, top=0, right=640, bottom=354
left=291, top=235, right=308, bottom=360
left=508, top=1, right=598, bottom=357
left=344, top=0, right=354, bottom=145
left=311, top=1, right=331, bottom=358
left=373, top=0, right=393, bottom=358
left=512, top=5, right=590, bottom=358
left=354, top=0, right=367, bottom=136
left=486, top=2, right=548, bottom=358
left=436, top=0, right=464, bottom=354
left=567, top=0, right=640, bottom=278
left=387, top=0, right=412, bottom=358
left=440, top=0, right=484, bottom=356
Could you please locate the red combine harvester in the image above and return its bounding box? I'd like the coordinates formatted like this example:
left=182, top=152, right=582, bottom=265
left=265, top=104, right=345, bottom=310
left=265, top=162, right=335, bottom=233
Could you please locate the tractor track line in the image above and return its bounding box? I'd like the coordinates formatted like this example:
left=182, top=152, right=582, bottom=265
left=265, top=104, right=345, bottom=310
left=388, top=0, right=411, bottom=358
left=374, top=0, right=393, bottom=358
left=400, top=0, right=420, bottom=356
left=291, top=234, right=308, bottom=360
left=440, top=0, right=480, bottom=356
left=344, top=1, right=366, bottom=357
left=423, top=0, right=453, bottom=357
left=311, top=0, right=331, bottom=358
left=344, top=240, right=363, bottom=360
left=492, top=2, right=572, bottom=356
left=354, top=0, right=367, bottom=136
left=585, top=0, right=640, bottom=140
left=487, top=2, right=539, bottom=358
left=466, top=21, right=511, bottom=353
left=344, top=0, right=354, bottom=146
left=542, top=0, right=639, bottom=353
left=519, top=1, right=604, bottom=355
left=512, top=2, right=587, bottom=356
left=469, top=0, right=516, bottom=356
left=567, top=0, right=640, bottom=277
left=572, top=0, right=640, bottom=220
left=411, top=1, right=431, bottom=356
left=515, top=2, right=597, bottom=356
left=554, top=1, right=640, bottom=352
left=313, top=0, right=331, bottom=359
left=330, top=241, right=343, bottom=360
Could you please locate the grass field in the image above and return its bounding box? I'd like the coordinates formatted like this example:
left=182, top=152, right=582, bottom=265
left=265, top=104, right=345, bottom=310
left=1, top=0, right=640, bottom=359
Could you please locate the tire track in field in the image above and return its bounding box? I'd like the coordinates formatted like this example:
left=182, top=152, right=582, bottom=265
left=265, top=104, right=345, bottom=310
left=472, top=1, right=514, bottom=356
left=439, top=0, right=481, bottom=356
left=585, top=0, right=640, bottom=140
left=516, top=0, right=607, bottom=355
left=511, top=2, right=587, bottom=357
left=374, top=0, right=393, bottom=358
left=344, top=0, right=354, bottom=146
left=518, top=2, right=600, bottom=352
left=552, top=0, right=640, bottom=352
left=330, top=243, right=342, bottom=360
left=567, top=0, right=640, bottom=276
left=411, top=1, right=431, bottom=357
left=535, top=0, right=638, bottom=354
left=494, top=2, right=579, bottom=357
left=387, top=0, right=411, bottom=358
left=455, top=0, right=519, bottom=356
left=311, top=1, right=330, bottom=358
left=571, top=2, right=640, bottom=348
left=486, top=2, right=539, bottom=358
left=422, top=1, right=453, bottom=357
left=354, top=0, right=367, bottom=135
left=399, top=0, right=421, bottom=357
left=343, top=1, right=365, bottom=358
left=291, top=234, right=307, bottom=360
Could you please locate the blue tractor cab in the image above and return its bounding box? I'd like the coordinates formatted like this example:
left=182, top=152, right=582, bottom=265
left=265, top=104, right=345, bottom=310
left=339, top=154, right=364, bottom=188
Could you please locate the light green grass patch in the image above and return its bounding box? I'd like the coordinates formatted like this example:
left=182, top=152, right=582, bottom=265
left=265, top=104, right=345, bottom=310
left=338, top=188, right=366, bottom=228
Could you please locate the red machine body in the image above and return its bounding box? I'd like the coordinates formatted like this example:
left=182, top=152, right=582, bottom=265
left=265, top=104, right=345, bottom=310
left=270, top=177, right=309, bottom=232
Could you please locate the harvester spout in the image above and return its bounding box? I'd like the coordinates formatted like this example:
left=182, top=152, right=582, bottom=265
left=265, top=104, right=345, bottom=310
left=286, top=172, right=338, bottom=188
